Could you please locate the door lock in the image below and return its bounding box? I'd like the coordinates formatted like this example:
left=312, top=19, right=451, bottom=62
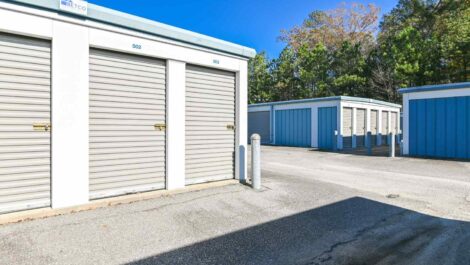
left=154, top=124, right=166, bottom=131
left=33, top=123, right=51, bottom=132
left=226, top=124, right=235, bottom=130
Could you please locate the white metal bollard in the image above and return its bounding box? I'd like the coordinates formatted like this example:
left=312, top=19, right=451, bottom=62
left=251, top=134, right=261, bottom=190
left=389, top=132, right=395, bottom=158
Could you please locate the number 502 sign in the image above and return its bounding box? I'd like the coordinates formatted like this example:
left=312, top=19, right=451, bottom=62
left=132, top=44, right=142, bottom=50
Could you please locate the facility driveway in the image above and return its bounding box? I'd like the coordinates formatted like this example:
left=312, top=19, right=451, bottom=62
left=1, top=146, right=470, bottom=265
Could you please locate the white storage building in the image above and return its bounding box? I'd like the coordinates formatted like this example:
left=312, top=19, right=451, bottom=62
left=0, top=0, right=255, bottom=214
left=248, top=96, right=401, bottom=149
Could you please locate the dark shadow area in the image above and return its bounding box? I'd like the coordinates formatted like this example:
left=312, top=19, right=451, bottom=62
left=313, top=144, right=401, bottom=157
left=125, top=197, right=470, bottom=265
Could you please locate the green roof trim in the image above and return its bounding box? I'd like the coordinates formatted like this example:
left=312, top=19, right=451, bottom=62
left=2, top=0, right=256, bottom=58
left=249, top=96, right=402, bottom=109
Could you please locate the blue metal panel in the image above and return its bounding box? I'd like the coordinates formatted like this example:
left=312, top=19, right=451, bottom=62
left=275, top=108, right=311, bottom=147
left=409, top=96, right=470, bottom=160
left=318, top=107, right=338, bottom=150
left=409, top=100, right=418, bottom=156
left=425, top=99, right=436, bottom=157
left=435, top=98, right=446, bottom=157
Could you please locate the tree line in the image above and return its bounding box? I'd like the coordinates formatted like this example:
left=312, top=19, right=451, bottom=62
left=248, top=0, right=470, bottom=104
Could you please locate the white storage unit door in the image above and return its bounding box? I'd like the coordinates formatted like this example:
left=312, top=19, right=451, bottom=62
left=391, top=112, right=398, bottom=134
left=89, top=49, right=166, bottom=199
left=355, top=108, right=366, bottom=147
left=0, top=33, right=51, bottom=214
left=381, top=111, right=389, bottom=145
left=342, top=107, right=353, bottom=149
left=370, top=110, right=378, bottom=146
left=186, top=65, right=236, bottom=185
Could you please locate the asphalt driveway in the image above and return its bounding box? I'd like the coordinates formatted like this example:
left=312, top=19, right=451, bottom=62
left=1, top=146, right=470, bottom=265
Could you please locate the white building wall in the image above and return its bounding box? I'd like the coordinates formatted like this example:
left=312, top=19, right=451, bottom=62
left=0, top=2, right=249, bottom=210
left=51, top=21, right=90, bottom=208
left=166, top=60, right=186, bottom=190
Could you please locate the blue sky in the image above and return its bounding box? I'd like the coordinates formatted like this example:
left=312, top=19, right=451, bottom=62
left=88, top=0, right=398, bottom=58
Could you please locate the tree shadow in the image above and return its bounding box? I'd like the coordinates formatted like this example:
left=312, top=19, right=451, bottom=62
left=125, top=197, right=470, bottom=265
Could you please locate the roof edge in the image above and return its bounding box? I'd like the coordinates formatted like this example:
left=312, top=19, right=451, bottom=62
left=2, top=0, right=257, bottom=59
left=398, top=82, right=470, bottom=94
left=249, top=96, right=402, bottom=109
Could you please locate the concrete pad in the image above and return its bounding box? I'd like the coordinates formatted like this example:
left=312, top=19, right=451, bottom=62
left=0, top=146, right=469, bottom=265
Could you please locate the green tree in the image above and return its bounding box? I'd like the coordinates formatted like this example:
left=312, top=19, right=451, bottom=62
left=248, top=52, right=273, bottom=103
left=297, top=43, right=332, bottom=97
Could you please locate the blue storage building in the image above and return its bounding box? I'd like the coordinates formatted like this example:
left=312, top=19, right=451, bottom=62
left=248, top=96, right=401, bottom=150
left=399, top=82, right=470, bottom=160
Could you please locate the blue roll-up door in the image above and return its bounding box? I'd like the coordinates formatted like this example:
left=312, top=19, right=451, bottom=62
left=409, top=96, right=470, bottom=159
left=248, top=111, right=271, bottom=144
left=275, top=108, right=311, bottom=147
left=318, top=107, right=337, bottom=150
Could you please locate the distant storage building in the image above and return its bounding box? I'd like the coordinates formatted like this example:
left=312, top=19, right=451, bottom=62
left=248, top=96, right=401, bottom=149
left=0, top=0, right=255, bottom=215
left=400, top=82, right=470, bottom=160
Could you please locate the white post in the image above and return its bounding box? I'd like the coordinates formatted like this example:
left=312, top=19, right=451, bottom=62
left=251, top=134, right=261, bottom=190
left=389, top=132, right=396, bottom=158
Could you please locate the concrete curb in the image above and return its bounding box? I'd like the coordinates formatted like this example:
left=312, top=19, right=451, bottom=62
left=0, top=180, right=238, bottom=226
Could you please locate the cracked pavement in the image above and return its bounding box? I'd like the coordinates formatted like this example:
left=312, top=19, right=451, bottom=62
left=1, top=145, right=470, bottom=264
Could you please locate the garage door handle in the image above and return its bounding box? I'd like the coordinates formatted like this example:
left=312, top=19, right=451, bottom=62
left=154, top=124, right=166, bottom=131
left=33, top=123, right=51, bottom=132
left=226, top=125, right=235, bottom=130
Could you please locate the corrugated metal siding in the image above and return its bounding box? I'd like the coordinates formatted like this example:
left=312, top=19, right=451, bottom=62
left=275, top=108, right=311, bottom=147
left=356, top=108, right=366, bottom=147
left=185, top=65, right=236, bottom=185
left=318, top=107, right=337, bottom=150
left=409, top=97, right=470, bottom=159
left=89, top=49, right=166, bottom=199
left=342, top=107, right=353, bottom=148
left=381, top=111, right=389, bottom=145
left=391, top=112, right=398, bottom=134
left=0, top=33, right=51, bottom=214
left=370, top=110, right=378, bottom=146
left=248, top=111, right=270, bottom=144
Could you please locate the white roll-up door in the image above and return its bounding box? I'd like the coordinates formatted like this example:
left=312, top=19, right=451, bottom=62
left=381, top=111, right=389, bottom=145
left=186, top=65, right=236, bottom=185
left=370, top=110, right=378, bottom=146
left=356, top=108, right=366, bottom=147
left=0, top=33, right=51, bottom=214
left=391, top=112, right=398, bottom=134
left=342, top=107, right=353, bottom=149
left=89, top=49, right=166, bottom=199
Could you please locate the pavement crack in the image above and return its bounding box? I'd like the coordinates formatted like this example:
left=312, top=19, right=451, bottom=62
left=301, top=209, right=409, bottom=265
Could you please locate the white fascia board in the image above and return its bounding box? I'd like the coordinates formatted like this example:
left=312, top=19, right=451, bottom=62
left=405, top=88, right=470, bottom=101
left=2, top=0, right=256, bottom=58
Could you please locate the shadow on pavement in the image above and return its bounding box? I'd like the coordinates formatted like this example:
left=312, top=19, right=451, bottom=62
left=126, top=197, right=470, bottom=265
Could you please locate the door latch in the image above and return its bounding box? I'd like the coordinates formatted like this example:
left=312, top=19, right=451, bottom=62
left=226, top=124, right=235, bottom=131
left=154, top=124, right=166, bottom=131
left=33, top=123, right=51, bottom=132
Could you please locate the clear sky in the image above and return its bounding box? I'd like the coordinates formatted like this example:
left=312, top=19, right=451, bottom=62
left=88, top=0, right=398, bottom=58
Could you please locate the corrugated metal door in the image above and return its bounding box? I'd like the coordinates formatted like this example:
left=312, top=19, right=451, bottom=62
left=381, top=111, right=389, bottom=145
left=275, top=108, right=311, bottom=147
left=318, top=107, right=337, bottom=150
left=356, top=108, right=366, bottom=147
left=0, top=33, right=51, bottom=214
left=370, top=110, right=378, bottom=146
left=185, top=65, right=236, bottom=185
left=409, top=97, right=470, bottom=159
left=248, top=111, right=270, bottom=144
left=342, top=107, right=353, bottom=149
left=391, top=112, right=398, bottom=134
left=89, top=49, right=166, bottom=199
